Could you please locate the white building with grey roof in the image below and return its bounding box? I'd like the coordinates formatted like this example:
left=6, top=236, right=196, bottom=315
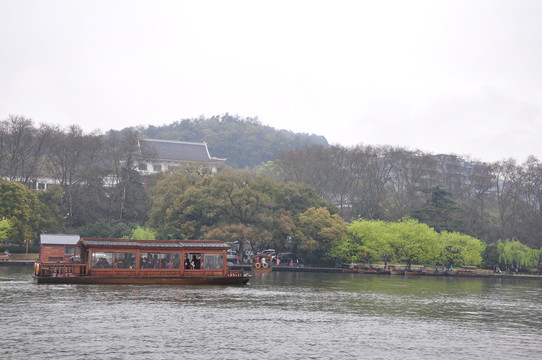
left=137, top=138, right=226, bottom=175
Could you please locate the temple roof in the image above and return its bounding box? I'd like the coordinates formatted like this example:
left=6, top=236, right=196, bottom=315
left=141, top=138, right=225, bottom=163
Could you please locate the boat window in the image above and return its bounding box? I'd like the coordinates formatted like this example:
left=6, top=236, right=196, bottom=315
left=113, top=252, right=136, bottom=269
left=184, top=253, right=203, bottom=269
left=92, top=252, right=136, bottom=269
left=203, top=254, right=223, bottom=269
left=64, top=246, right=75, bottom=256
left=140, top=252, right=181, bottom=269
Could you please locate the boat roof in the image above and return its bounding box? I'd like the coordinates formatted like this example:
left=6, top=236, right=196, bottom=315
left=79, top=238, right=231, bottom=250
left=40, top=234, right=80, bottom=245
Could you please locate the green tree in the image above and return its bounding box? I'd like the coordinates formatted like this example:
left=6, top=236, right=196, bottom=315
left=147, top=167, right=340, bottom=263
left=0, top=218, right=15, bottom=243
left=36, top=184, right=65, bottom=234
left=439, top=231, right=486, bottom=267
left=497, top=239, right=537, bottom=270
left=387, top=218, right=441, bottom=265
left=76, top=221, right=133, bottom=239
left=332, top=218, right=447, bottom=266
left=204, top=224, right=272, bottom=254
left=148, top=166, right=213, bottom=239
left=0, top=179, right=40, bottom=243
left=128, top=226, right=156, bottom=240
left=331, top=219, right=394, bottom=264
left=294, top=207, right=347, bottom=262
left=411, top=186, right=463, bottom=232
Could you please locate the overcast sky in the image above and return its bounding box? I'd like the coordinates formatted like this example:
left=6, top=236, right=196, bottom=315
left=1, top=0, right=541, bottom=163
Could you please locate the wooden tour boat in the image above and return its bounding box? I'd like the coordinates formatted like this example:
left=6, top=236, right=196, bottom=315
left=33, top=238, right=250, bottom=285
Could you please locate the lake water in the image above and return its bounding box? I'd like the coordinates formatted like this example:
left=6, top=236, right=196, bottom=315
left=1, top=266, right=541, bottom=359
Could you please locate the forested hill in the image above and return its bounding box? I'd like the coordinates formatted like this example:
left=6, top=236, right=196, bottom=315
left=136, top=114, right=329, bottom=169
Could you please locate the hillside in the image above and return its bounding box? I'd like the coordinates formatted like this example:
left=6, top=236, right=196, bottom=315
left=136, top=114, right=328, bottom=169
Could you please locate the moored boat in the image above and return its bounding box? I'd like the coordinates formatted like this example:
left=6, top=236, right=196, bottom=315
left=251, top=254, right=273, bottom=272
left=358, top=267, right=391, bottom=275
left=421, top=267, right=446, bottom=276
left=387, top=265, right=404, bottom=275
left=32, top=238, right=250, bottom=285
left=447, top=268, right=492, bottom=278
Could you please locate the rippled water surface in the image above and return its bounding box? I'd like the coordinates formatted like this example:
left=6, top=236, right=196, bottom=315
left=1, top=266, right=541, bottom=359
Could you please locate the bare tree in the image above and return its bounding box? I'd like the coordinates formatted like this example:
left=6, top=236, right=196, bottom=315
left=348, top=145, right=393, bottom=219
left=517, top=156, right=542, bottom=247
left=0, top=115, right=54, bottom=186
left=387, top=148, right=436, bottom=220
left=493, top=159, right=522, bottom=240
left=275, top=145, right=333, bottom=199
left=103, top=129, right=154, bottom=223
left=46, top=125, right=103, bottom=226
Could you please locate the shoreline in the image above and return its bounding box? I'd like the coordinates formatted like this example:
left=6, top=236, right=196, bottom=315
left=4, top=261, right=541, bottom=280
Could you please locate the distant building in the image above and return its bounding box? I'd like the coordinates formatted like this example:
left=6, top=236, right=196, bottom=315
left=39, top=234, right=80, bottom=262
left=136, top=138, right=226, bottom=176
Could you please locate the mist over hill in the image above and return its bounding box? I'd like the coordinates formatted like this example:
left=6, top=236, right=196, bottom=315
left=133, top=114, right=328, bottom=169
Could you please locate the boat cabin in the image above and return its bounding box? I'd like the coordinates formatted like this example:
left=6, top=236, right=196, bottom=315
left=77, top=238, right=232, bottom=277
left=39, top=234, right=80, bottom=262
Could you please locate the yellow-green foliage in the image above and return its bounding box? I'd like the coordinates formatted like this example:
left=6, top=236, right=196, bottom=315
left=0, top=218, right=15, bottom=243
left=0, top=179, right=40, bottom=243
left=497, top=239, right=537, bottom=268
left=331, top=218, right=486, bottom=267
left=128, top=226, right=156, bottom=240
left=439, top=231, right=486, bottom=267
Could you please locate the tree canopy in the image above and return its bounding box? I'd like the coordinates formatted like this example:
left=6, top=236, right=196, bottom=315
left=497, top=239, right=537, bottom=269
left=147, top=167, right=342, bottom=261
left=0, top=179, right=40, bottom=243
left=330, top=218, right=486, bottom=267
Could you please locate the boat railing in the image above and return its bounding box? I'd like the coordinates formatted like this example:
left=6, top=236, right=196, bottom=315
left=36, top=262, right=88, bottom=277
left=227, top=269, right=244, bottom=277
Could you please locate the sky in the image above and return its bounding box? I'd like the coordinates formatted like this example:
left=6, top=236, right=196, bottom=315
left=1, top=0, right=541, bottom=163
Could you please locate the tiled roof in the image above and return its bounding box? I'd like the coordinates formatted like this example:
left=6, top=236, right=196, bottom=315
left=82, top=240, right=160, bottom=247
left=80, top=239, right=230, bottom=250
left=141, top=139, right=225, bottom=163
left=40, top=234, right=80, bottom=245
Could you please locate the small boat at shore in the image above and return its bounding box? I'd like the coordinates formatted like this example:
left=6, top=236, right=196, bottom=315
left=446, top=268, right=493, bottom=278
left=33, top=238, right=250, bottom=285
left=420, top=267, right=446, bottom=276
left=358, top=267, right=391, bottom=275
left=251, top=254, right=273, bottom=272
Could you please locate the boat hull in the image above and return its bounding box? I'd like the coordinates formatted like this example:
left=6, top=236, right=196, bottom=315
left=32, top=275, right=250, bottom=285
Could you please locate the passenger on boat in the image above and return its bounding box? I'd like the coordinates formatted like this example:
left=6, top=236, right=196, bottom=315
left=173, top=255, right=180, bottom=268
left=96, top=258, right=111, bottom=268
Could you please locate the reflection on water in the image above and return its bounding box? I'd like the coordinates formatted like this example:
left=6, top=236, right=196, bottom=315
left=1, top=266, right=541, bottom=359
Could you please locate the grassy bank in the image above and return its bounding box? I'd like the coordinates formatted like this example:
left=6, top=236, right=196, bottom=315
left=7, top=253, right=39, bottom=260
